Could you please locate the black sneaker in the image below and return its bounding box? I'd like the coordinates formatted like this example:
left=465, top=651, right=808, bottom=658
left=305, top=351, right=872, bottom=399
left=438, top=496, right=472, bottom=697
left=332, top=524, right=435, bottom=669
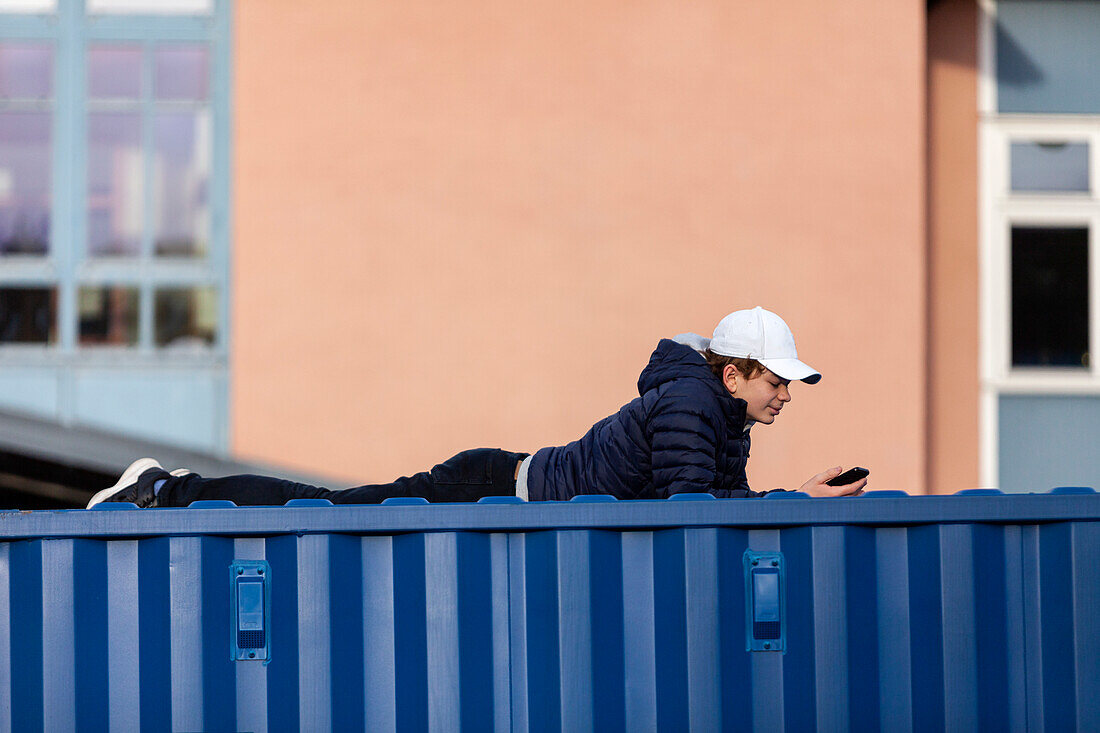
left=87, top=458, right=167, bottom=508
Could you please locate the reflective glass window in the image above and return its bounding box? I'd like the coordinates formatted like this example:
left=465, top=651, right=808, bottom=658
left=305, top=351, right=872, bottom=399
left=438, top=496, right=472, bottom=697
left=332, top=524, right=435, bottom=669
left=155, top=286, right=216, bottom=346
left=1011, top=226, right=1089, bottom=368
left=154, top=110, right=210, bottom=257
left=87, top=112, right=142, bottom=256
left=1010, top=141, right=1089, bottom=193
left=0, top=43, right=52, bottom=99
left=996, top=1, right=1100, bottom=114
left=0, top=287, right=56, bottom=343
left=0, top=43, right=52, bottom=257
left=0, top=112, right=51, bottom=255
left=0, top=0, right=228, bottom=452
left=88, top=45, right=142, bottom=100
left=79, top=286, right=139, bottom=345
left=999, top=394, right=1100, bottom=493
left=155, top=45, right=208, bottom=101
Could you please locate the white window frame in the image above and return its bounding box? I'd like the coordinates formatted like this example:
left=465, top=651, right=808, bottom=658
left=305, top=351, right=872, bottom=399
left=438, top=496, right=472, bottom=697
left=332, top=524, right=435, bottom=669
left=979, top=0, right=1100, bottom=487
left=0, top=0, right=231, bottom=452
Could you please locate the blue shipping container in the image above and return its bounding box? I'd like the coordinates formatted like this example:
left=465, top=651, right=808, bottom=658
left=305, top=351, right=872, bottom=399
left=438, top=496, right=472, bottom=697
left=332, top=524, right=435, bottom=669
left=1, top=490, right=1099, bottom=731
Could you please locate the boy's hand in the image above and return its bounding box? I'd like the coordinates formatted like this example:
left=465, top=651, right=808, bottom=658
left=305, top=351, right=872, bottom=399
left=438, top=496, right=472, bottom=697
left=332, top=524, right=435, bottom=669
left=799, top=466, right=867, bottom=497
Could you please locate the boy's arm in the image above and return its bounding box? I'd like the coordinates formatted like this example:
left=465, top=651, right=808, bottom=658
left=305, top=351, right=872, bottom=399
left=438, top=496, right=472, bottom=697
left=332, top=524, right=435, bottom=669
left=710, top=435, right=786, bottom=498
left=648, top=411, right=717, bottom=498
left=709, top=429, right=764, bottom=498
left=647, top=385, right=780, bottom=499
left=647, top=384, right=767, bottom=498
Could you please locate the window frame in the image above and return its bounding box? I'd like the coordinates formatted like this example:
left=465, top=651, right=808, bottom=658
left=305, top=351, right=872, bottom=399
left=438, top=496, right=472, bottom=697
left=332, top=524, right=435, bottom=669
left=979, top=0, right=1100, bottom=487
left=0, top=0, right=230, bottom=451
left=0, top=0, right=230, bottom=362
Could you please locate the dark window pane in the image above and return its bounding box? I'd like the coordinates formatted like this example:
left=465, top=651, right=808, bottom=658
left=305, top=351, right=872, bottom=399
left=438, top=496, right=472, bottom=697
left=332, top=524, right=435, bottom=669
left=79, top=286, right=139, bottom=345
left=88, top=45, right=142, bottom=100
left=0, top=42, right=52, bottom=99
left=155, top=286, right=215, bottom=347
left=1011, top=226, right=1089, bottom=368
left=153, top=110, right=209, bottom=257
left=0, top=112, right=51, bottom=255
left=0, top=287, right=56, bottom=343
left=1010, top=141, right=1089, bottom=193
left=87, top=112, right=142, bottom=256
left=154, top=45, right=208, bottom=101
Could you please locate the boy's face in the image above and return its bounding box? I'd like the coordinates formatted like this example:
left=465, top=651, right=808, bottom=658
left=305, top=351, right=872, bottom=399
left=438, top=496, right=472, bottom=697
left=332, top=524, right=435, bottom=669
left=723, top=366, right=792, bottom=425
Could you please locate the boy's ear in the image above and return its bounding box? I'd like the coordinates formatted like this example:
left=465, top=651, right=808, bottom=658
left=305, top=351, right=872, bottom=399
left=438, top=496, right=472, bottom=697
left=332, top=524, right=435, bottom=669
left=722, top=364, right=740, bottom=394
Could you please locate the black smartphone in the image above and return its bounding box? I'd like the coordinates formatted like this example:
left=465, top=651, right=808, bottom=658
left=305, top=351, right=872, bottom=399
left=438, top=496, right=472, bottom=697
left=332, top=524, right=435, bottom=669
left=826, top=467, right=869, bottom=486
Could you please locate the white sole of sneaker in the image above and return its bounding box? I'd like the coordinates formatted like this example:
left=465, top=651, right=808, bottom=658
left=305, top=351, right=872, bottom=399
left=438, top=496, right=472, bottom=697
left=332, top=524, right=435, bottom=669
left=86, top=457, right=163, bottom=509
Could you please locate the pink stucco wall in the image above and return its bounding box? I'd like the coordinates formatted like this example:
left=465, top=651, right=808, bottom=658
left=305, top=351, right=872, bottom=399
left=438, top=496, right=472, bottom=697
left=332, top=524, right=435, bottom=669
left=927, top=0, right=979, bottom=492
left=232, top=0, right=929, bottom=492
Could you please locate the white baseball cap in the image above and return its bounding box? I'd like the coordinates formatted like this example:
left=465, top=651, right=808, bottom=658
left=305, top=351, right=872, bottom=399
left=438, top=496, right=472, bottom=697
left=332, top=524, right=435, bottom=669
left=710, top=307, right=821, bottom=384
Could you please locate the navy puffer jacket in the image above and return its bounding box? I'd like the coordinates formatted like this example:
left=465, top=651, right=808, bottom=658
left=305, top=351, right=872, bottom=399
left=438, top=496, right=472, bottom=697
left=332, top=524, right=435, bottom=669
left=526, top=338, right=776, bottom=500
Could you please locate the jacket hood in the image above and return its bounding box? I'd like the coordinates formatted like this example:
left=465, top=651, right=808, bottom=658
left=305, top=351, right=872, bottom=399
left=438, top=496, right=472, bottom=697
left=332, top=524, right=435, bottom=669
left=638, top=339, right=749, bottom=432
left=637, top=338, right=720, bottom=395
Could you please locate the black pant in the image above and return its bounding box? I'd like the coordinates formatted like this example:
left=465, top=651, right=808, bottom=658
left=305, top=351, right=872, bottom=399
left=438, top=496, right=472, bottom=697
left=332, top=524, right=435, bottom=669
left=158, top=448, right=529, bottom=507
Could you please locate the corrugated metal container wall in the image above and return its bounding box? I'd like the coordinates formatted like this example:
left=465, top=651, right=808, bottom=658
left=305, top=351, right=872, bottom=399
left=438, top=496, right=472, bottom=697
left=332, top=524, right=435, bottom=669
left=1, top=492, right=1099, bottom=732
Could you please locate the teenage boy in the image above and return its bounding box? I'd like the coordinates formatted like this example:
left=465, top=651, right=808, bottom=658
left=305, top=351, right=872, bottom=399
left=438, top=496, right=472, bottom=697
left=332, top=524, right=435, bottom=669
left=87, top=307, right=867, bottom=508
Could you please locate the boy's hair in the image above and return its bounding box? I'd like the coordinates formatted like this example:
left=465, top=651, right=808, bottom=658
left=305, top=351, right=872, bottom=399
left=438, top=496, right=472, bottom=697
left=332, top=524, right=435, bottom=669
left=704, top=349, right=766, bottom=381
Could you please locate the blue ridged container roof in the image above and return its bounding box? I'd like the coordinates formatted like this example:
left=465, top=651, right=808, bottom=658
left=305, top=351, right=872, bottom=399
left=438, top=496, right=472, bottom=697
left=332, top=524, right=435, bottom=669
left=1, top=489, right=1098, bottom=731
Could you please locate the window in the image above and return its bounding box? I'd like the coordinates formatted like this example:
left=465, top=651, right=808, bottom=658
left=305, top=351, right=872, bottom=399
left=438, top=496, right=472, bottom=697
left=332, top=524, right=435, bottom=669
left=1010, top=226, right=1089, bottom=369
left=0, top=287, right=56, bottom=343
left=0, top=43, right=51, bottom=257
left=0, top=0, right=229, bottom=451
left=1009, top=141, right=1089, bottom=193
left=980, top=0, right=1100, bottom=491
